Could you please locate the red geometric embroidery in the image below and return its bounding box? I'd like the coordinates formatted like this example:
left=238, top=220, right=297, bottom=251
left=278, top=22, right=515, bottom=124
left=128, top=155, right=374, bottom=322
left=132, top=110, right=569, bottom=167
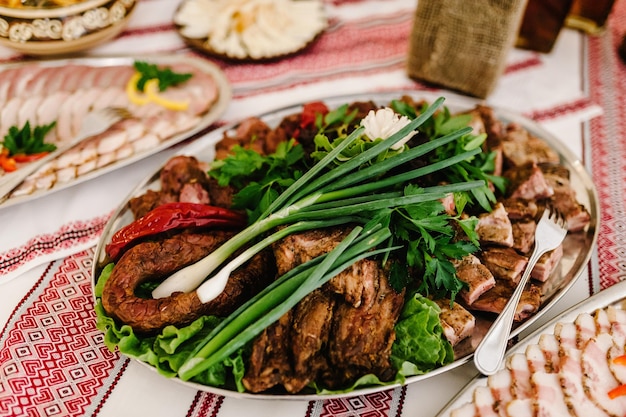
left=0, top=250, right=118, bottom=417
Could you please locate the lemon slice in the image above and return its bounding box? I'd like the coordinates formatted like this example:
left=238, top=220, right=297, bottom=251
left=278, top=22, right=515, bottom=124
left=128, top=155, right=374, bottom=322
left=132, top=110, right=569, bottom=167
left=144, top=79, right=190, bottom=112
left=125, top=73, right=190, bottom=111
left=125, top=73, right=151, bottom=106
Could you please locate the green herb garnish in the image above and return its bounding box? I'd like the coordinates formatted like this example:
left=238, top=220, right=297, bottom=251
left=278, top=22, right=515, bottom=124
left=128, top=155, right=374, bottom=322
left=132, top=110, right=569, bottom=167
left=1, top=121, right=57, bottom=156
left=133, top=61, right=193, bottom=92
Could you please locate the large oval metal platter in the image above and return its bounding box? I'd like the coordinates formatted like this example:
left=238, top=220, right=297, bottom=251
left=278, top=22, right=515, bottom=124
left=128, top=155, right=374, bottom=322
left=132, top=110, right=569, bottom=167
left=435, top=278, right=626, bottom=416
left=0, top=54, right=231, bottom=210
left=92, top=91, right=599, bottom=400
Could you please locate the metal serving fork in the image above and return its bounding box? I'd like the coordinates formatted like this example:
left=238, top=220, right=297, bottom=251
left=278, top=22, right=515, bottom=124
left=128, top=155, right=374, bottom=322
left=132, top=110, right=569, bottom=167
left=473, top=205, right=568, bottom=375
left=0, top=107, right=132, bottom=202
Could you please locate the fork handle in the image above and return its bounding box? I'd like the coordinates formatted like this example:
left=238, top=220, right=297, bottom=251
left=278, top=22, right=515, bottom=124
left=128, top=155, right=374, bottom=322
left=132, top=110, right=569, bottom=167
left=473, top=247, right=547, bottom=375
left=0, top=139, right=78, bottom=202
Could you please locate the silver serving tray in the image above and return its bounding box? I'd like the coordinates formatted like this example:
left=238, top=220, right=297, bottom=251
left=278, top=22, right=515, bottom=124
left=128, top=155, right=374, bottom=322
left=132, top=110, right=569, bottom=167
left=435, top=279, right=626, bottom=416
left=0, top=54, right=231, bottom=210
left=92, top=91, right=599, bottom=400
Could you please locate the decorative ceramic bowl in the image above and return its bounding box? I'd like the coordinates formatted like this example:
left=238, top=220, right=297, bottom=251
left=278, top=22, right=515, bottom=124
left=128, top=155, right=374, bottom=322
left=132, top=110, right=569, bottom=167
left=0, top=0, right=136, bottom=55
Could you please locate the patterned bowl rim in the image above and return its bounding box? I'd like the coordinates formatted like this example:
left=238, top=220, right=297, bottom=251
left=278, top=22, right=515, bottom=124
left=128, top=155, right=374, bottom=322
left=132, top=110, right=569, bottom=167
left=0, top=0, right=117, bottom=19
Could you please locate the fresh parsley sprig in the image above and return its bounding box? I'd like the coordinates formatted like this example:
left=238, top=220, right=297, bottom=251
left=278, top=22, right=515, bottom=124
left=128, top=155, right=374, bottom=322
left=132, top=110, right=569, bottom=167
left=133, top=61, right=193, bottom=92
left=209, top=139, right=306, bottom=222
left=1, top=121, right=57, bottom=156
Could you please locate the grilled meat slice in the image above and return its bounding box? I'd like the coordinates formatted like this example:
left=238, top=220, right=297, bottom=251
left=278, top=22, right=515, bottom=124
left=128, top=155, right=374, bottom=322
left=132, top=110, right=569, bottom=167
left=283, top=289, right=335, bottom=393
left=480, top=247, right=528, bottom=284
left=434, top=298, right=476, bottom=346
left=273, top=226, right=379, bottom=308
left=512, top=220, right=536, bottom=254
left=501, top=198, right=539, bottom=221
left=503, top=162, right=554, bottom=200
left=501, top=123, right=560, bottom=167
left=531, top=245, right=563, bottom=282
left=476, top=202, right=514, bottom=247
left=323, top=264, right=404, bottom=389
left=242, top=311, right=294, bottom=393
left=471, top=281, right=541, bottom=322
left=454, top=255, right=496, bottom=305
left=541, top=164, right=591, bottom=232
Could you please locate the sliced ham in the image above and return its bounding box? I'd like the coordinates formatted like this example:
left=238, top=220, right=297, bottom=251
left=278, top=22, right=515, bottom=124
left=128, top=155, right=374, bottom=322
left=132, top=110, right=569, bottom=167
left=455, top=255, right=496, bottom=305
left=530, top=245, right=563, bottom=282
left=435, top=298, right=476, bottom=346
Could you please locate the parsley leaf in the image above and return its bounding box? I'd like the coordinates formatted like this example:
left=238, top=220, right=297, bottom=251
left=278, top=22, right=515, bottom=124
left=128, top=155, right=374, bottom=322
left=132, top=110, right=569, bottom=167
left=133, top=61, right=193, bottom=92
left=387, top=185, right=479, bottom=300
left=1, top=121, right=57, bottom=156
left=209, top=139, right=306, bottom=222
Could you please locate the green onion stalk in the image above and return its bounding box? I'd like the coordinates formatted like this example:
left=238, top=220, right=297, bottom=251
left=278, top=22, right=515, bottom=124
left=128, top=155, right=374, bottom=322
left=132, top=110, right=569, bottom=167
left=151, top=96, right=485, bottom=304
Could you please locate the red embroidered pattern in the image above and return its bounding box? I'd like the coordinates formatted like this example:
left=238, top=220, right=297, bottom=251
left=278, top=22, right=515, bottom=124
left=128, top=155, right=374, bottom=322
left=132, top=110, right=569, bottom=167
left=0, top=250, right=119, bottom=417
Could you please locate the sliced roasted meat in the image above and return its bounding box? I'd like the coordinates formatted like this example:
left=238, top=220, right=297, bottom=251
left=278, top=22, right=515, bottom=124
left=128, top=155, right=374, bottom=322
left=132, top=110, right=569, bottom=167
left=541, top=164, right=591, bottom=232
left=476, top=202, right=514, bottom=247
left=503, top=162, right=554, bottom=200
left=454, top=255, right=496, bottom=305
left=434, top=298, right=476, bottom=346
left=283, top=289, right=336, bottom=393
left=323, top=262, right=404, bottom=389
left=511, top=220, right=536, bottom=254
left=273, top=227, right=379, bottom=308
left=242, top=311, right=294, bottom=393
left=101, top=230, right=275, bottom=333
left=500, top=198, right=539, bottom=221
left=500, top=123, right=560, bottom=167
left=480, top=247, right=528, bottom=284
left=470, top=281, right=541, bottom=322
left=530, top=245, right=563, bottom=282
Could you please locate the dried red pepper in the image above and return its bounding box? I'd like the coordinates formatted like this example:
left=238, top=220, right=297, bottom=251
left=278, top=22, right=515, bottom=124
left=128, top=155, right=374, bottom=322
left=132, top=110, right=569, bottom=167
left=105, top=202, right=247, bottom=260
left=300, top=101, right=329, bottom=129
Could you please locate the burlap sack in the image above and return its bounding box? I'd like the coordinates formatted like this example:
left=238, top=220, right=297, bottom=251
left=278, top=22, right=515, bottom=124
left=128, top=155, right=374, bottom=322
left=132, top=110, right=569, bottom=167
left=407, top=0, right=528, bottom=98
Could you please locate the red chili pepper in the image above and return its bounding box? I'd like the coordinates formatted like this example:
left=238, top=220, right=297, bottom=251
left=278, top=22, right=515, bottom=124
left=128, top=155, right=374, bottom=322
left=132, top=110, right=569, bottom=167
left=13, top=152, right=49, bottom=162
left=105, top=202, right=248, bottom=260
left=608, top=384, right=626, bottom=399
left=613, top=354, right=626, bottom=366
left=300, top=101, right=329, bottom=129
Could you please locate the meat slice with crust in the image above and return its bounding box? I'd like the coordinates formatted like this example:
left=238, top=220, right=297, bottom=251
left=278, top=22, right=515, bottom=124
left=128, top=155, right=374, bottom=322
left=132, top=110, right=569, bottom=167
left=480, top=247, right=528, bottom=284
left=503, top=162, right=554, bottom=200
left=541, top=164, right=591, bottom=232
left=323, top=265, right=404, bottom=389
left=500, top=123, right=560, bottom=167
left=476, top=202, right=514, bottom=247
left=470, top=281, right=541, bottom=322
left=511, top=220, right=536, bottom=254
left=530, top=245, right=563, bottom=282
left=434, top=298, right=475, bottom=346
left=454, top=255, right=496, bottom=305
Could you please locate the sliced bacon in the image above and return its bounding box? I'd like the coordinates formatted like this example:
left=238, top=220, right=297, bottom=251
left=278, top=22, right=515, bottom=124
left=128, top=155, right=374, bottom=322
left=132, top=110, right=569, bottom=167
left=506, top=353, right=533, bottom=399
left=531, top=371, right=572, bottom=416
left=486, top=369, right=514, bottom=417
left=582, top=334, right=626, bottom=417
left=560, top=347, right=609, bottom=417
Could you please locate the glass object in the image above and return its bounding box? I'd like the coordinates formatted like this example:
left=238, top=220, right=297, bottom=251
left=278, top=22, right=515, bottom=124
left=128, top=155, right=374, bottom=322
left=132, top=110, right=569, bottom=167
left=566, top=0, right=617, bottom=35
left=516, top=0, right=574, bottom=53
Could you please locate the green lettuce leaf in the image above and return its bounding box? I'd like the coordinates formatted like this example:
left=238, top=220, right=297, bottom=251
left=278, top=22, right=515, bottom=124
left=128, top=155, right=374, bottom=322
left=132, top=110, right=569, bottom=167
left=390, top=292, right=454, bottom=374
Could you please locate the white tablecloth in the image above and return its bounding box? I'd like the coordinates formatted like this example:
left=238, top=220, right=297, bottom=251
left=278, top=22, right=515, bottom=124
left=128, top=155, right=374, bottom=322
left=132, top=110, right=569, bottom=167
left=1, top=0, right=623, bottom=416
